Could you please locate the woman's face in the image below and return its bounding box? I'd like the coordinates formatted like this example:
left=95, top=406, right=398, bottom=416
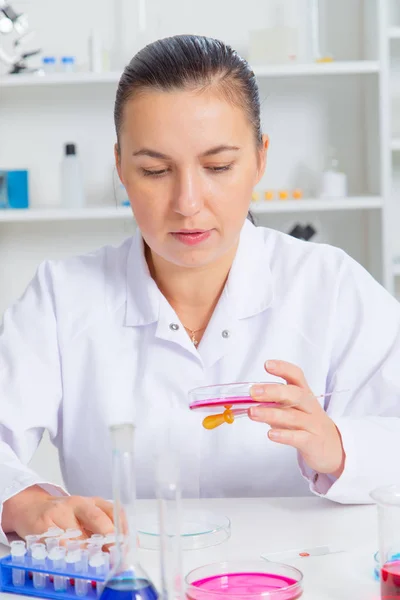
left=116, top=87, right=268, bottom=269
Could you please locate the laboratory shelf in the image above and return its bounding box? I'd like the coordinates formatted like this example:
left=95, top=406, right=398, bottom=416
left=0, top=197, right=383, bottom=224
left=0, top=62, right=380, bottom=88
left=389, top=27, right=400, bottom=39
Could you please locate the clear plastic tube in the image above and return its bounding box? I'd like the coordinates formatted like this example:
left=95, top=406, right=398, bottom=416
left=31, top=543, right=47, bottom=589
left=10, top=541, right=26, bottom=587
left=49, top=546, right=67, bottom=592
left=157, top=451, right=184, bottom=600
left=75, top=549, right=90, bottom=597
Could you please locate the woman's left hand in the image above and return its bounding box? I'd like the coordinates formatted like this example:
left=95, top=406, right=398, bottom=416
left=249, top=360, right=345, bottom=478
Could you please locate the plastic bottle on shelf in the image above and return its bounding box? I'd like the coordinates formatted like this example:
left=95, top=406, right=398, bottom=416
left=42, top=56, right=57, bottom=73
left=61, top=143, right=85, bottom=209
left=320, top=148, right=348, bottom=198
left=60, top=56, right=76, bottom=72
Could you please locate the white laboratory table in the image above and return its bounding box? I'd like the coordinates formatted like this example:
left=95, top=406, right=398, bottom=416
left=0, top=497, right=380, bottom=600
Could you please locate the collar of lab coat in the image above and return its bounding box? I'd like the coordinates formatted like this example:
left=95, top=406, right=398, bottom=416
left=125, top=219, right=274, bottom=327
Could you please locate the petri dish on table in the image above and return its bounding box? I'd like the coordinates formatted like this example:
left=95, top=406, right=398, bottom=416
left=185, top=560, right=303, bottom=599
left=137, top=509, right=230, bottom=551
left=188, top=382, right=285, bottom=413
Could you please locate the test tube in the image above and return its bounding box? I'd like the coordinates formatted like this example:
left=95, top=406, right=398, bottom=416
left=75, top=549, right=89, bottom=597
left=25, top=535, right=40, bottom=556
left=31, top=543, right=47, bottom=589
left=89, top=551, right=106, bottom=596
left=10, top=541, right=27, bottom=587
left=49, top=546, right=67, bottom=592
left=157, top=450, right=184, bottom=600
left=45, top=537, right=59, bottom=553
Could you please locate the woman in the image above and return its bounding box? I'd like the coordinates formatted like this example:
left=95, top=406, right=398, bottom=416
left=1, top=34, right=400, bottom=543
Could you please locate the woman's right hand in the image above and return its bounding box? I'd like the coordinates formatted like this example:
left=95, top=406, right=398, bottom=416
left=2, top=485, right=114, bottom=539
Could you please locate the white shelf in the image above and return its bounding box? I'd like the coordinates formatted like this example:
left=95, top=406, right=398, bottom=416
left=253, top=61, right=380, bottom=77
left=0, top=61, right=380, bottom=88
left=0, top=197, right=382, bottom=224
left=251, top=197, right=383, bottom=213
left=389, top=27, right=400, bottom=39
left=391, top=139, right=400, bottom=151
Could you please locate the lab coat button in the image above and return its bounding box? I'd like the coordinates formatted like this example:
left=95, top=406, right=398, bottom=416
left=169, top=323, right=179, bottom=331
left=222, top=330, right=230, bottom=339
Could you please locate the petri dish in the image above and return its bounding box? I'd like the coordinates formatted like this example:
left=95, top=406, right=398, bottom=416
left=186, top=560, right=303, bottom=599
left=137, top=509, right=230, bottom=551
left=188, top=382, right=285, bottom=413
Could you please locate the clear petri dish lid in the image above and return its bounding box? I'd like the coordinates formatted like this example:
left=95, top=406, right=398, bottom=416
left=185, top=560, right=303, bottom=599
left=188, top=382, right=283, bottom=413
left=137, top=509, right=231, bottom=551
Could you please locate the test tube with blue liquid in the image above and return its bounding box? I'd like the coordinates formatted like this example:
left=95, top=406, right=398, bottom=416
left=100, top=423, right=159, bottom=600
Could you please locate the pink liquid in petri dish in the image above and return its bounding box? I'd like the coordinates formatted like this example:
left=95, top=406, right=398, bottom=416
left=187, top=572, right=302, bottom=599
left=190, top=396, right=276, bottom=411
left=381, top=560, right=400, bottom=598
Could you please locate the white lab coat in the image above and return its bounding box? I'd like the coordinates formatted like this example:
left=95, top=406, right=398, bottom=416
left=1, top=219, right=400, bottom=544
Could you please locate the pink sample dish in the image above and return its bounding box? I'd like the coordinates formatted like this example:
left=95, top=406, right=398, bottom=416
left=185, top=561, right=303, bottom=599
left=188, top=382, right=283, bottom=414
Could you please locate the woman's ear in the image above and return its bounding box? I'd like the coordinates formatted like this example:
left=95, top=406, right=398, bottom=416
left=256, top=134, right=269, bottom=184
left=114, top=143, right=123, bottom=183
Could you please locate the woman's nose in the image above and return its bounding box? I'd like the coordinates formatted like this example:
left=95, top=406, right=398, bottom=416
left=172, top=170, right=204, bottom=217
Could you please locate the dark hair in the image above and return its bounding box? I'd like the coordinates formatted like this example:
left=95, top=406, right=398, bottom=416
left=114, top=34, right=262, bottom=147
left=114, top=34, right=261, bottom=223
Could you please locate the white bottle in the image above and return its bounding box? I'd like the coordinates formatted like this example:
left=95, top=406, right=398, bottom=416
left=61, top=143, right=85, bottom=208
left=320, top=149, right=348, bottom=199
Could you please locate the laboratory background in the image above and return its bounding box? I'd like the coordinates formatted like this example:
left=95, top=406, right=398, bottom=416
left=0, top=0, right=399, bottom=489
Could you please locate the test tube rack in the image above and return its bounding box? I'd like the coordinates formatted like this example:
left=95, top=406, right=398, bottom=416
left=0, top=553, right=111, bottom=600
left=0, top=530, right=116, bottom=600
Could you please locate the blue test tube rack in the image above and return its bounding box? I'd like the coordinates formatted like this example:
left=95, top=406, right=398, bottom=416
left=0, top=553, right=111, bottom=600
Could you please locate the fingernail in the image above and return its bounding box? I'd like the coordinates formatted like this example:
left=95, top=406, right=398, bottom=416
left=269, top=430, right=282, bottom=440
left=251, top=385, right=265, bottom=398
left=249, top=407, right=262, bottom=420
left=265, top=360, right=277, bottom=371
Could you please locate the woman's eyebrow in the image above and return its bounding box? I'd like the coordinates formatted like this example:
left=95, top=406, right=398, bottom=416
left=132, top=148, right=170, bottom=159
left=200, top=145, right=240, bottom=157
left=132, top=145, right=240, bottom=160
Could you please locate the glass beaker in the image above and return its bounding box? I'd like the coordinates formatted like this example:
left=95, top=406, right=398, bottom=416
left=371, top=485, right=400, bottom=598
left=100, top=423, right=159, bottom=600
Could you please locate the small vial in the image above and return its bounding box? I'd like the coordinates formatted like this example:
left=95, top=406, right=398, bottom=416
left=49, top=546, right=67, bottom=592
left=75, top=549, right=89, bottom=597
left=42, top=56, right=56, bottom=73
left=41, top=527, right=64, bottom=538
left=89, top=551, right=106, bottom=596
left=31, top=543, right=47, bottom=589
left=60, top=56, right=76, bottom=72
left=45, top=537, right=59, bottom=553
left=10, top=541, right=26, bottom=587
left=25, top=535, right=40, bottom=555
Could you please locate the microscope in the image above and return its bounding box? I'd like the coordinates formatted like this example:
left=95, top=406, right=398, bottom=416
left=0, top=0, right=41, bottom=74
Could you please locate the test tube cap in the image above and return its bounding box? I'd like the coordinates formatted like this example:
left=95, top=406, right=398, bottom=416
left=31, top=543, right=47, bottom=560
left=89, top=551, right=105, bottom=568
left=62, top=528, right=82, bottom=539
left=49, top=546, right=66, bottom=561
left=10, top=541, right=26, bottom=557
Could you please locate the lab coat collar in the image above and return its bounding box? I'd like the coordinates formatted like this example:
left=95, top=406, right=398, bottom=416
left=125, top=219, right=274, bottom=326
